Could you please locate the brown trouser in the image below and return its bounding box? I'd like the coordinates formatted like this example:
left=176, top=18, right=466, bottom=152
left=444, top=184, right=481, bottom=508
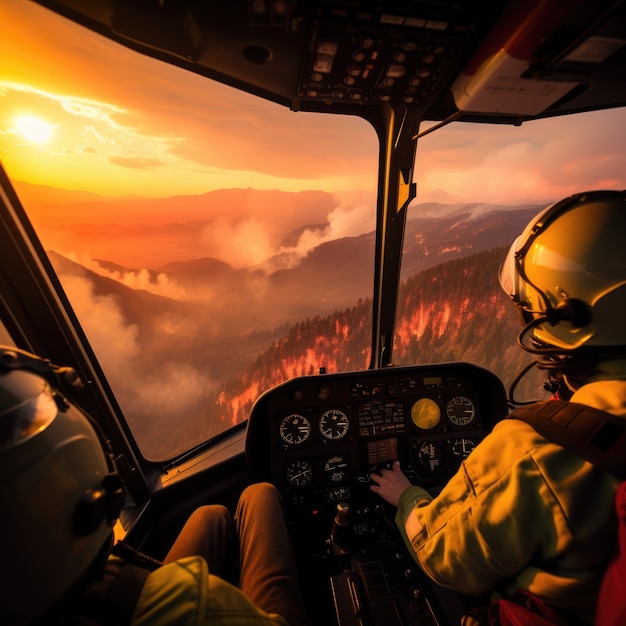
left=164, top=482, right=310, bottom=626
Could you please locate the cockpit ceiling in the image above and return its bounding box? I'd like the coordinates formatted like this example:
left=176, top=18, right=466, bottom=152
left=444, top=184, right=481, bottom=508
left=32, top=0, right=626, bottom=124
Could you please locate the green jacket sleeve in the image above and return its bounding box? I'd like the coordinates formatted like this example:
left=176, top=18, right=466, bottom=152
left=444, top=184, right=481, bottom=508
left=395, top=485, right=432, bottom=549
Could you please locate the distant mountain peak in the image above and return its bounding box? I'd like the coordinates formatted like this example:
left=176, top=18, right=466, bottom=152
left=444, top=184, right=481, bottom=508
left=413, top=189, right=466, bottom=204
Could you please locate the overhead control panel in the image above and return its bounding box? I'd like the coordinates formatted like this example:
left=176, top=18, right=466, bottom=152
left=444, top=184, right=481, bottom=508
left=297, top=2, right=479, bottom=109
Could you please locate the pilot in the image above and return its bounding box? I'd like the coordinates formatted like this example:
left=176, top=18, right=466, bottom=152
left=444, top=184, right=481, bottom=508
left=0, top=346, right=310, bottom=625
left=370, top=190, right=626, bottom=625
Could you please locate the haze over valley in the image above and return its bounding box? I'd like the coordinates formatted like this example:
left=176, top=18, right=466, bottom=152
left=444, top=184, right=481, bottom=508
left=20, top=183, right=548, bottom=459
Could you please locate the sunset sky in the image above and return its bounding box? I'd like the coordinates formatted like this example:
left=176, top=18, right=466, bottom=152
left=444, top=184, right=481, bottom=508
left=1, top=0, right=626, bottom=205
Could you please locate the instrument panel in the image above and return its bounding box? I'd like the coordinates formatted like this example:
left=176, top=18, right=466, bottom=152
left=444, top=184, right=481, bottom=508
left=246, top=362, right=508, bottom=519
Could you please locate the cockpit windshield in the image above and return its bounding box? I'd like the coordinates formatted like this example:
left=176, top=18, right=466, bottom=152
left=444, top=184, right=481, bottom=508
left=2, top=1, right=626, bottom=463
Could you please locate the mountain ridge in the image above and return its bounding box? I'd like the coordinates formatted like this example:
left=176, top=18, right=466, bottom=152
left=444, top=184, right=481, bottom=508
left=37, top=191, right=549, bottom=458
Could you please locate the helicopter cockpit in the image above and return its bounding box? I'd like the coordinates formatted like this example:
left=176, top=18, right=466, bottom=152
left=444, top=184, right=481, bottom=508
left=2, top=1, right=626, bottom=624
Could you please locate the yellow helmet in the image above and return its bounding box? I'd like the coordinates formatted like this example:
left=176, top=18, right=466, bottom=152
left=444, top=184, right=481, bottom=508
left=499, top=190, right=626, bottom=351
left=0, top=347, right=123, bottom=623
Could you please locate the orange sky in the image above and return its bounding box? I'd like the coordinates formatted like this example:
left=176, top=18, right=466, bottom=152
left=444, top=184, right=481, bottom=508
left=1, top=0, right=626, bottom=204
left=0, top=1, right=379, bottom=197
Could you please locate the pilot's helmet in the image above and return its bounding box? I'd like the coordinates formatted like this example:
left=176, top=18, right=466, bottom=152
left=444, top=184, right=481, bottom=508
left=499, top=190, right=626, bottom=351
left=0, top=346, right=123, bottom=623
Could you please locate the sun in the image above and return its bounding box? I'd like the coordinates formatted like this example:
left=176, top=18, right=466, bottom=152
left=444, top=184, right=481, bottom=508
left=14, top=115, right=54, bottom=143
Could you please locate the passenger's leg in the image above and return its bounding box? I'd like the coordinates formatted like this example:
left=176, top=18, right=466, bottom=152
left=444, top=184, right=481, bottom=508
left=235, top=482, right=311, bottom=626
left=163, top=504, right=235, bottom=578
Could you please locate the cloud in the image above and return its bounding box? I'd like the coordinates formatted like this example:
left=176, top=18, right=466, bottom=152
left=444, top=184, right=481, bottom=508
left=172, top=106, right=377, bottom=182
left=60, top=274, right=140, bottom=368
left=0, top=80, right=179, bottom=174
left=414, top=109, right=626, bottom=204
left=201, top=218, right=273, bottom=268
left=108, top=154, right=165, bottom=170
left=193, top=191, right=377, bottom=271
left=131, top=365, right=209, bottom=417
left=65, top=253, right=189, bottom=300
left=61, top=99, right=122, bottom=124
left=58, top=270, right=211, bottom=458
left=105, top=266, right=188, bottom=299
left=293, top=202, right=375, bottom=258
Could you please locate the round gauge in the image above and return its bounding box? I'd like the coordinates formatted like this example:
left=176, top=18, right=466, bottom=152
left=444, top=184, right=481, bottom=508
left=279, top=414, right=311, bottom=445
left=319, top=409, right=350, bottom=440
left=411, top=398, right=441, bottom=429
left=417, top=441, right=446, bottom=472
left=451, top=437, right=476, bottom=459
left=446, top=396, right=476, bottom=426
left=285, top=460, right=313, bottom=487
left=324, top=455, right=350, bottom=482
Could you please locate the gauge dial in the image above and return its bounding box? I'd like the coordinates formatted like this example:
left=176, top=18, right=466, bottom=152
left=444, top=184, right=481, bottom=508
left=411, top=398, right=441, bottom=429
left=279, top=414, right=311, bottom=445
left=418, top=441, right=445, bottom=472
left=319, top=409, right=350, bottom=440
left=285, top=459, right=313, bottom=487
left=446, top=396, right=476, bottom=426
left=451, top=437, right=476, bottom=459
left=324, top=455, right=350, bottom=482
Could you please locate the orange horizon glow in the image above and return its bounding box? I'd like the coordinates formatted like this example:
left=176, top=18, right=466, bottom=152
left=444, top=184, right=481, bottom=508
left=0, top=75, right=378, bottom=198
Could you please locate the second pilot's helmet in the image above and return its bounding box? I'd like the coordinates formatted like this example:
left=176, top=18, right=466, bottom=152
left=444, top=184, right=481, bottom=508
left=499, top=190, right=626, bottom=352
left=0, top=347, right=124, bottom=623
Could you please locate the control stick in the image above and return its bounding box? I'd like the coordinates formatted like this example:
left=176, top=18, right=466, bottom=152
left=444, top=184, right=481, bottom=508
left=330, top=501, right=354, bottom=554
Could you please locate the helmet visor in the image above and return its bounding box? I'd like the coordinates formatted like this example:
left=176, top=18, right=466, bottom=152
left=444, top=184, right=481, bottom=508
left=499, top=234, right=548, bottom=325
left=0, top=374, right=57, bottom=449
left=499, top=234, right=523, bottom=302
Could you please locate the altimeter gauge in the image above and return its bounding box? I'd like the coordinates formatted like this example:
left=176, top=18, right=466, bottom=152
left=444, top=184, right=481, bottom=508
left=446, top=396, right=476, bottom=426
left=279, top=413, right=311, bottom=445
left=285, top=460, right=313, bottom=487
left=319, top=409, right=350, bottom=440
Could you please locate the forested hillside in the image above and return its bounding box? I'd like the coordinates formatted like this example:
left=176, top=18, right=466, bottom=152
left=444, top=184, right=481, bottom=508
left=48, top=209, right=551, bottom=459
left=207, top=246, right=548, bottom=434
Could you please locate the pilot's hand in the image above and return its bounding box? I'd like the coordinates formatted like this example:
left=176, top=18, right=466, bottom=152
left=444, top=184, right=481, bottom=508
left=369, top=460, right=412, bottom=508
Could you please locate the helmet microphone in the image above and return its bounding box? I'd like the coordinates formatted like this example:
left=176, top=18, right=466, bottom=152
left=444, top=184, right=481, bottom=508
left=74, top=473, right=125, bottom=536
left=551, top=298, right=592, bottom=328
left=517, top=298, right=592, bottom=357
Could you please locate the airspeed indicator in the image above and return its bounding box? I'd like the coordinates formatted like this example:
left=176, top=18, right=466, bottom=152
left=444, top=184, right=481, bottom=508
left=280, top=414, right=311, bottom=445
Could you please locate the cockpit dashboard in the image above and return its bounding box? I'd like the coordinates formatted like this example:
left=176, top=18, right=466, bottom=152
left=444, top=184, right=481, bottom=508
left=247, top=362, right=508, bottom=524
left=246, top=362, right=508, bottom=625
